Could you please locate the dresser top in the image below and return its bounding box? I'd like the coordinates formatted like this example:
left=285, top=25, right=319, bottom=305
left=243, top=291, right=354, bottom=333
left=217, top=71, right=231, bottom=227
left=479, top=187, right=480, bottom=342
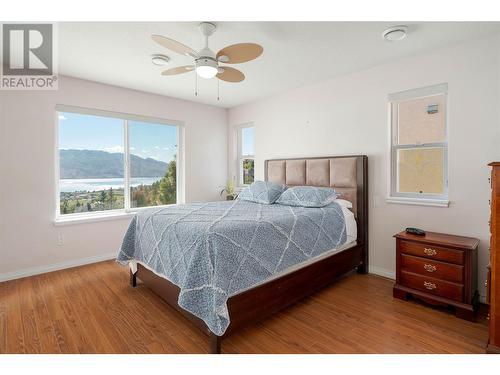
left=394, top=231, right=479, bottom=250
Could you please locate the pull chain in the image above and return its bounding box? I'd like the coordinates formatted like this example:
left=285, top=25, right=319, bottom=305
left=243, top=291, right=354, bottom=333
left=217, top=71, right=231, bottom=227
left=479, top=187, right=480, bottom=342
left=195, top=73, right=198, bottom=96
left=194, top=72, right=221, bottom=100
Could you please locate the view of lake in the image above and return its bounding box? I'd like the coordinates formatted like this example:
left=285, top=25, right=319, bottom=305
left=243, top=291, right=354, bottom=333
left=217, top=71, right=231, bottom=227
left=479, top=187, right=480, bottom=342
left=60, top=177, right=163, bottom=192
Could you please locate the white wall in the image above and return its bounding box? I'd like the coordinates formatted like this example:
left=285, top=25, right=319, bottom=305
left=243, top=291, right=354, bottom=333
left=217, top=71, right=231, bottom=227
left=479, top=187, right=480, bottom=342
left=228, top=34, right=500, bottom=300
left=0, top=76, right=227, bottom=279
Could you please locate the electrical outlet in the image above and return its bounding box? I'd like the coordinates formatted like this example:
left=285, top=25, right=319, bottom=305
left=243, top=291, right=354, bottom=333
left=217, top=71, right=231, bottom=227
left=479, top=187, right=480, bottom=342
left=57, top=234, right=64, bottom=246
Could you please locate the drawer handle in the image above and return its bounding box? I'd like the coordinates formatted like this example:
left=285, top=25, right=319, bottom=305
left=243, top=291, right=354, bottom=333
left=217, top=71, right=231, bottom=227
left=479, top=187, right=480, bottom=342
left=424, top=248, right=437, bottom=256
left=424, top=264, right=437, bottom=272
left=424, top=281, right=437, bottom=290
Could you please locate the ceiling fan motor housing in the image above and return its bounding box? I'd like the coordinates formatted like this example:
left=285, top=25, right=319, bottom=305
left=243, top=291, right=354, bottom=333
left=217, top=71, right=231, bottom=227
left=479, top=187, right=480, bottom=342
left=196, top=57, right=218, bottom=70
left=197, top=47, right=216, bottom=59
left=195, top=41, right=219, bottom=79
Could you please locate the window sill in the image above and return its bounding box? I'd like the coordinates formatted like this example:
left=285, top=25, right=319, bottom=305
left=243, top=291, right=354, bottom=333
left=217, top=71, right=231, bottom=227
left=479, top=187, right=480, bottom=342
left=53, top=204, right=178, bottom=226
left=385, top=197, right=450, bottom=208
left=54, top=211, right=135, bottom=226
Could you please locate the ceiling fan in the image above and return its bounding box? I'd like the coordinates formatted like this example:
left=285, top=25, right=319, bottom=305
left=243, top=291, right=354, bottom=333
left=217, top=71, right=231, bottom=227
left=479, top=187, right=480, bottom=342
left=151, top=22, right=263, bottom=83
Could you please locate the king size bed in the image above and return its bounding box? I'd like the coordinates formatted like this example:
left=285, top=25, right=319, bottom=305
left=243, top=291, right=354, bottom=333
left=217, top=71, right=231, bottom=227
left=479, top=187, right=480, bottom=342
left=117, top=155, right=368, bottom=353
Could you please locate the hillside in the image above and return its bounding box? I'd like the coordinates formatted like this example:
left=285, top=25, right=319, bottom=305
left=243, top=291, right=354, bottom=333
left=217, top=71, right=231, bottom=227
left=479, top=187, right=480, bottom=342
left=60, top=149, right=168, bottom=179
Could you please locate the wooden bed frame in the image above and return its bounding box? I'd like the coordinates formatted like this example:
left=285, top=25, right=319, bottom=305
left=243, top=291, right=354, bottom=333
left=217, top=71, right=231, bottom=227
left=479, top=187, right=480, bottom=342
left=130, top=155, right=368, bottom=353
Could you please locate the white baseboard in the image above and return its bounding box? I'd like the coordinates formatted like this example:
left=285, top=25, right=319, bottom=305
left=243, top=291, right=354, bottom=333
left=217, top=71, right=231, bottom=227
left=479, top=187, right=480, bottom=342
left=369, top=265, right=396, bottom=280
left=0, top=252, right=117, bottom=283
left=0, top=256, right=490, bottom=305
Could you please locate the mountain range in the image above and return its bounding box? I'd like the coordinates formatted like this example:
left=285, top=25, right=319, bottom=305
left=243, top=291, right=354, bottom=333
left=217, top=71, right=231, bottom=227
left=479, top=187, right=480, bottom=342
left=60, top=149, right=168, bottom=179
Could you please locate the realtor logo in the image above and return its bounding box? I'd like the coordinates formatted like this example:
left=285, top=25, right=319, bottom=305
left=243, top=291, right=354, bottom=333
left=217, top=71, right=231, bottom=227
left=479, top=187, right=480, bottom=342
left=1, top=23, right=58, bottom=90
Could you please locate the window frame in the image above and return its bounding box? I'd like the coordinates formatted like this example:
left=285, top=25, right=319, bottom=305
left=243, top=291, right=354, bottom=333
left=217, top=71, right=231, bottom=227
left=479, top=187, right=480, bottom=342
left=387, top=83, right=449, bottom=207
left=236, top=123, right=255, bottom=187
left=54, top=104, right=185, bottom=223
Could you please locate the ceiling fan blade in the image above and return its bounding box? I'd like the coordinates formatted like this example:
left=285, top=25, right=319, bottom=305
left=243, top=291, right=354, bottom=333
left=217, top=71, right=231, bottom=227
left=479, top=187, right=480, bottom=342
left=216, top=43, right=263, bottom=64
left=216, top=67, right=245, bottom=82
left=151, top=35, right=198, bottom=58
left=161, top=65, right=195, bottom=76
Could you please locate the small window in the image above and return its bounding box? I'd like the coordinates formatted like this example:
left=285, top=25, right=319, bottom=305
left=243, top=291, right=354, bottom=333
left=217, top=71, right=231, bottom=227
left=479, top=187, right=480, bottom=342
left=388, top=84, right=448, bottom=204
left=57, top=107, right=181, bottom=219
left=237, top=125, right=255, bottom=185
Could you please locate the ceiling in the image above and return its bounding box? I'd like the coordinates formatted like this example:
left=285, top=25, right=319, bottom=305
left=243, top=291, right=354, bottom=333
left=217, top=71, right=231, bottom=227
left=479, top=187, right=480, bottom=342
left=57, top=22, right=500, bottom=108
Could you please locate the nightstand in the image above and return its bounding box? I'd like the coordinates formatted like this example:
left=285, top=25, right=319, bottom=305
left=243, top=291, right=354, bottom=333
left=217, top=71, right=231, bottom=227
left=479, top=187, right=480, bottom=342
left=393, top=230, right=479, bottom=321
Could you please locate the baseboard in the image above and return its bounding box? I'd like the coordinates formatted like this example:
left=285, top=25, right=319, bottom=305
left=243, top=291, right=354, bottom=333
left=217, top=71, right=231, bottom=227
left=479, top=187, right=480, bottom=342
left=369, top=265, right=396, bottom=280
left=0, top=252, right=117, bottom=283
left=486, top=343, right=500, bottom=354
left=1, top=256, right=492, bottom=305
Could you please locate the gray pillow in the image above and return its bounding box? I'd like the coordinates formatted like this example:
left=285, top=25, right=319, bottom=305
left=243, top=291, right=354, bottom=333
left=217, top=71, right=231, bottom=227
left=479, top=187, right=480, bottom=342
left=237, top=181, right=287, bottom=204
left=276, top=186, right=338, bottom=208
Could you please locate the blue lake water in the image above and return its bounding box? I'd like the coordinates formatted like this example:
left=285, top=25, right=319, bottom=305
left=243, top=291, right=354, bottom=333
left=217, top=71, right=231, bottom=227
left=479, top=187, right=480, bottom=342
left=60, top=177, right=162, bottom=192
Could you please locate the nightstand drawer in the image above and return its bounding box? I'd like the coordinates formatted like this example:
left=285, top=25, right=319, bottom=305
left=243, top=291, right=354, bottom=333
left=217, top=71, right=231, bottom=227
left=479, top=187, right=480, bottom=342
left=401, top=254, right=464, bottom=283
left=400, top=271, right=463, bottom=302
left=400, top=240, right=464, bottom=265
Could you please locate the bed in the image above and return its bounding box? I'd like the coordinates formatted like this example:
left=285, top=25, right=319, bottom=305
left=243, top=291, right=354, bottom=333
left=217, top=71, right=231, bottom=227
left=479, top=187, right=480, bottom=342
left=117, top=155, right=368, bottom=353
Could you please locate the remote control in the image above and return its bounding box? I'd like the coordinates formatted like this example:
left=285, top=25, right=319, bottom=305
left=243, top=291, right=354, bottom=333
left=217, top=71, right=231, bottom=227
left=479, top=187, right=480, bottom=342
left=405, top=227, right=426, bottom=236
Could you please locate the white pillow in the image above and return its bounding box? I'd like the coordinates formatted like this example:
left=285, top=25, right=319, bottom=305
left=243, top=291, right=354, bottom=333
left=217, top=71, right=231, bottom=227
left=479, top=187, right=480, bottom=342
left=335, top=199, right=353, bottom=209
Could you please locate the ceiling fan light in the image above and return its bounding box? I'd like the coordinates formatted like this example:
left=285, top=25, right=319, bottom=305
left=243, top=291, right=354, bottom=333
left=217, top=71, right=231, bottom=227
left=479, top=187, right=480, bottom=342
left=195, top=58, right=218, bottom=79
left=196, top=65, right=218, bottom=79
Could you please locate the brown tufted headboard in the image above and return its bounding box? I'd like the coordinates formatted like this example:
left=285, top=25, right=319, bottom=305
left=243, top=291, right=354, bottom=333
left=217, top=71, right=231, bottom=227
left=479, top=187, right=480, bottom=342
left=265, top=156, right=358, bottom=215
left=265, top=155, right=368, bottom=266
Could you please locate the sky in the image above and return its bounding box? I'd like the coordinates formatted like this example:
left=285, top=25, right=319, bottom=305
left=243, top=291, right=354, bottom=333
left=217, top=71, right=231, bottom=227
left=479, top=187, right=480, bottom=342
left=242, top=126, right=254, bottom=155
left=58, top=112, right=177, bottom=163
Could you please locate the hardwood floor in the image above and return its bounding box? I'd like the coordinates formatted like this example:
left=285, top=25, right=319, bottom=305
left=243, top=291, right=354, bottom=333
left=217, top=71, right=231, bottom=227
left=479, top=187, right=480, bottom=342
left=0, top=260, right=489, bottom=354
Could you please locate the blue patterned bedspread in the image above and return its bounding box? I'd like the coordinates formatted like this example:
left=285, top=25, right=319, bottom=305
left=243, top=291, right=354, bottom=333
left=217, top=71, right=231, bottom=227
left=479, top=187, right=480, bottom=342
left=117, top=200, right=347, bottom=335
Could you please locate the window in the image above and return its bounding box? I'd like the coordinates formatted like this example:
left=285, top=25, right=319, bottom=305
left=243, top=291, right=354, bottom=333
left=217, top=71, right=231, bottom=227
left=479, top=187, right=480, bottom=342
left=237, top=125, right=255, bottom=185
left=56, top=106, right=183, bottom=220
left=388, top=84, right=448, bottom=206
left=129, top=121, right=178, bottom=208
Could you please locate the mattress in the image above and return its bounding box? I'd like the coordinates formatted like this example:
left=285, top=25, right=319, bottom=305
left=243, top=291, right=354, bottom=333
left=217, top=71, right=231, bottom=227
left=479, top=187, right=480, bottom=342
left=128, top=201, right=358, bottom=294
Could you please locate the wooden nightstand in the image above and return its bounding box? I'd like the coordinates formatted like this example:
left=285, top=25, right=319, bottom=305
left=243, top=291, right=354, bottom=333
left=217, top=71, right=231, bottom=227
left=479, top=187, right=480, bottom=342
left=393, top=231, right=479, bottom=321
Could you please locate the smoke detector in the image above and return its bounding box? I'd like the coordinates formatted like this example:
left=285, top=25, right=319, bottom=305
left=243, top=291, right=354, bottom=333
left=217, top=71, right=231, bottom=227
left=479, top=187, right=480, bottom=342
left=151, top=54, right=170, bottom=66
left=382, top=25, right=408, bottom=41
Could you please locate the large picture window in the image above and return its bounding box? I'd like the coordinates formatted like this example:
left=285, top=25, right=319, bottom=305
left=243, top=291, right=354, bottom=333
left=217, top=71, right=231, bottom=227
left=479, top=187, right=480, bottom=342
left=236, top=125, right=255, bottom=185
left=56, top=106, right=182, bottom=220
left=388, top=84, right=448, bottom=206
